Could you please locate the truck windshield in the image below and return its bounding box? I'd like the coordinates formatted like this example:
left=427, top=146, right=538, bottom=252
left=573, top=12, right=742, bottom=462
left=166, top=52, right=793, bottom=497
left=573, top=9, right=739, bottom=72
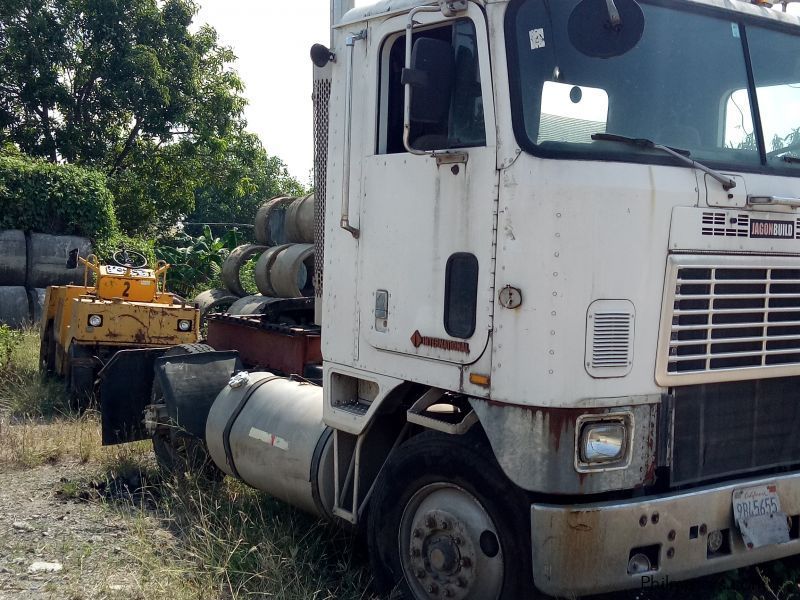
left=506, top=0, right=800, bottom=174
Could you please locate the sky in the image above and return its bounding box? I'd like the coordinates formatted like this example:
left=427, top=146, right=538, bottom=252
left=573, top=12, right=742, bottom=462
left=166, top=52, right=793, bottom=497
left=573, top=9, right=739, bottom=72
left=194, top=1, right=372, bottom=184
left=196, top=1, right=800, bottom=183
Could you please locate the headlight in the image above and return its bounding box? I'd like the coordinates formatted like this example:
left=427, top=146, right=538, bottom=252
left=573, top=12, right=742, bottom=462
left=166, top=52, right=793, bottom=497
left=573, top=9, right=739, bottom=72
left=88, top=314, right=103, bottom=328
left=177, top=319, right=192, bottom=332
left=580, top=421, right=627, bottom=464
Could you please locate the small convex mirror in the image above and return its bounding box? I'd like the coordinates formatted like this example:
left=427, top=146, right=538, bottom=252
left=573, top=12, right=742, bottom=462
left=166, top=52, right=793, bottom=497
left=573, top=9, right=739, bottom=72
left=568, top=0, right=645, bottom=59
left=65, top=248, right=79, bottom=270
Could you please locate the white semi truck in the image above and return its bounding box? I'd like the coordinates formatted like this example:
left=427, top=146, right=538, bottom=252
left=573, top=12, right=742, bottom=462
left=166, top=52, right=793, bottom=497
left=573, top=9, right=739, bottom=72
left=101, top=0, right=800, bottom=597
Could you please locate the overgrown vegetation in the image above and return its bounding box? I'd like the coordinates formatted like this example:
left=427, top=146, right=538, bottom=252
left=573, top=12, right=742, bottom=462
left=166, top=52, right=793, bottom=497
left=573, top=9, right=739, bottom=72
left=0, top=329, right=373, bottom=599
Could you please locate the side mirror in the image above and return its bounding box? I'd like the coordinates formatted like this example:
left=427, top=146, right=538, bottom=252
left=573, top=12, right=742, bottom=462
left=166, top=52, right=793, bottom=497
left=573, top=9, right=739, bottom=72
left=568, top=0, right=645, bottom=58
left=402, top=38, right=455, bottom=125
left=65, top=248, right=79, bottom=270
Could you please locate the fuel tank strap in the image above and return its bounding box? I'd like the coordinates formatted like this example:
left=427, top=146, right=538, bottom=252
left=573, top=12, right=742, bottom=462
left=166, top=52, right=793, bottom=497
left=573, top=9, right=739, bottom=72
left=222, top=375, right=283, bottom=480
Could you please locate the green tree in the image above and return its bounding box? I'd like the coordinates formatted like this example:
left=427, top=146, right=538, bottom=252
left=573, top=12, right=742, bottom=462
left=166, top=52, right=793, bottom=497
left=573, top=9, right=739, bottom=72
left=0, top=0, right=301, bottom=236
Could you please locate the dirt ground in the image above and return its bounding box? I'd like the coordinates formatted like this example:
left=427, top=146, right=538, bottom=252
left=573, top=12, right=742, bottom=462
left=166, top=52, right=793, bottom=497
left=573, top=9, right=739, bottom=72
left=0, top=463, right=167, bottom=600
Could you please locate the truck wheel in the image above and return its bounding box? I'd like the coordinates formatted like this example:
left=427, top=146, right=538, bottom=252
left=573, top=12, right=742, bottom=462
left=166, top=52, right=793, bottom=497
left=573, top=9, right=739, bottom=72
left=151, top=344, right=222, bottom=481
left=367, top=431, right=534, bottom=600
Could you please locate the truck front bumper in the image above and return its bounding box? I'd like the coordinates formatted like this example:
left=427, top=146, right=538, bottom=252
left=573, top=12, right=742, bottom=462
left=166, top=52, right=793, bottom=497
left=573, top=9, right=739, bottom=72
left=531, top=470, right=800, bottom=597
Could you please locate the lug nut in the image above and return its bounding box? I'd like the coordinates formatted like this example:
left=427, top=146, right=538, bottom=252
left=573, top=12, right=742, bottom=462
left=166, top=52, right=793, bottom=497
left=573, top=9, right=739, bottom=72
left=425, top=516, right=436, bottom=528
left=413, top=529, right=422, bottom=538
left=667, top=547, right=675, bottom=559
left=651, top=512, right=660, bottom=525
left=454, top=537, right=462, bottom=546
left=460, top=557, right=471, bottom=568
left=440, top=520, right=450, bottom=530
left=668, top=530, right=676, bottom=541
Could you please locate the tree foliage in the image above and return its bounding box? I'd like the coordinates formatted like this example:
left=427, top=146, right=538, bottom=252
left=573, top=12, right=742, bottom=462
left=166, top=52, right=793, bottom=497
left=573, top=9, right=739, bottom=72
left=0, top=0, right=302, bottom=236
left=0, top=152, right=116, bottom=241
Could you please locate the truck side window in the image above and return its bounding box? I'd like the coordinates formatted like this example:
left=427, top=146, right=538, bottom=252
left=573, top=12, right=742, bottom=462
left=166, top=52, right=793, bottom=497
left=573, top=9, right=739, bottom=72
left=379, top=20, right=486, bottom=154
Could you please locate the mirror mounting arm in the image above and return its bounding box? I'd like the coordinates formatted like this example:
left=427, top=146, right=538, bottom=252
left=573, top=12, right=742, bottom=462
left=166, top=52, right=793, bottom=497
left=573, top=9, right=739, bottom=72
left=403, top=5, right=443, bottom=156
left=605, top=0, right=622, bottom=27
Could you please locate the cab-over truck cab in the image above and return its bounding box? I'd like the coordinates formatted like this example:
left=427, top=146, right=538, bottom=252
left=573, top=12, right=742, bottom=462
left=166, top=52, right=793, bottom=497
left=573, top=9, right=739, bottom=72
left=316, top=0, right=800, bottom=596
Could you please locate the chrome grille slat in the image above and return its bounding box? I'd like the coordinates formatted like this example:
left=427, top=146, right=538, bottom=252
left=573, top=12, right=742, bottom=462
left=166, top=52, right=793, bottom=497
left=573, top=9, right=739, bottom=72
left=657, top=256, right=800, bottom=385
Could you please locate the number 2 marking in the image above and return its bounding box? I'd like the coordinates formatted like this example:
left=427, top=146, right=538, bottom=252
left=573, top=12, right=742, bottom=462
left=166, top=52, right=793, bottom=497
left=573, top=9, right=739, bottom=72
left=122, top=282, right=130, bottom=297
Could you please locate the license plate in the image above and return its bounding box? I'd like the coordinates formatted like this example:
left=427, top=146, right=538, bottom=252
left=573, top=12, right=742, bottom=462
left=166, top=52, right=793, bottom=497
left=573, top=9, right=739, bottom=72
left=732, top=484, right=790, bottom=549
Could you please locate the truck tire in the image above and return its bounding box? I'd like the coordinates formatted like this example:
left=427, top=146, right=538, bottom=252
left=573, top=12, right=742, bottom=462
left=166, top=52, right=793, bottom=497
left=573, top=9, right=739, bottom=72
left=151, top=344, right=222, bottom=480
left=254, top=196, right=293, bottom=245
left=221, top=244, right=267, bottom=297
left=367, top=431, right=534, bottom=600
left=0, top=230, right=27, bottom=286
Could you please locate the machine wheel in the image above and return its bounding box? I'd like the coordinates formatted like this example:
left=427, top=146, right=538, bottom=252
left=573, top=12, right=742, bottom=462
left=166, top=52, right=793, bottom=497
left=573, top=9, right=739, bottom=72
left=151, top=344, right=222, bottom=480
left=39, top=322, right=56, bottom=373
left=66, top=343, right=96, bottom=410
left=367, top=431, right=534, bottom=600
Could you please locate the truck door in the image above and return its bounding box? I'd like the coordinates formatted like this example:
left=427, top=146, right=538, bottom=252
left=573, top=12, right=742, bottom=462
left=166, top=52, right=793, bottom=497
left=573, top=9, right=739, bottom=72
left=357, top=6, right=497, bottom=367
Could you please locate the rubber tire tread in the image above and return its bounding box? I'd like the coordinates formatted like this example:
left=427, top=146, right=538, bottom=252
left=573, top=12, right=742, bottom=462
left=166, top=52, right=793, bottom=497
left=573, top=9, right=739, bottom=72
left=366, top=430, right=536, bottom=600
left=152, top=343, right=222, bottom=480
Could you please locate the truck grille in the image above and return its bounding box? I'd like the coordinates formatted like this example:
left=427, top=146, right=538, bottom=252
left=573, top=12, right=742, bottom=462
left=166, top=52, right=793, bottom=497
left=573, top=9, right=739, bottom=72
left=657, top=255, right=800, bottom=385
left=672, top=378, right=800, bottom=485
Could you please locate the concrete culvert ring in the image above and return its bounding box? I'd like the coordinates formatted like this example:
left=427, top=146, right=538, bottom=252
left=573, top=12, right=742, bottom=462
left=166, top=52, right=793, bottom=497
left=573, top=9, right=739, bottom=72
left=0, top=286, right=31, bottom=328
left=226, top=295, right=285, bottom=316
left=254, top=244, right=292, bottom=296
left=0, top=230, right=27, bottom=286
left=285, top=193, right=315, bottom=243
left=194, top=288, right=239, bottom=323
left=367, top=431, right=535, bottom=600
left=221, top=244, right=267, bottom=297
left=270, top=243, right=315, bottom=298
left=254, top=196, right=294, bottom=245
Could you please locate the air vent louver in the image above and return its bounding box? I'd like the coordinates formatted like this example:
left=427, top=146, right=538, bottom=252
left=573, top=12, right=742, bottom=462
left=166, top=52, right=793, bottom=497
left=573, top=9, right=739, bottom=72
left=585, top=300, right=635, bottom=378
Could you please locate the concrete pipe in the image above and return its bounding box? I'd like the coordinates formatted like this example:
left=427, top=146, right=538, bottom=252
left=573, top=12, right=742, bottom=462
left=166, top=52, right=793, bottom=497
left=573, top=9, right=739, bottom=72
left=227, top=295, right=285, bottom=316
left=0, top=230, right=27, bottom=286
left=0, top=287, right=31, bottom=328
left=285, top=194, right=315, bottom=243
left=28, top=288, right=46, bottom=325
left=206, top=371, right=334, bottom=518
left=254, top=244, right=292, bottom=297
left=194, top=288, right=239, bottom=319
left=28, top=233, right=92, bottom=288
left=270, top=244, right=315, bottom=298
left=221, top=243, right=267, bottom=297
left=254, top=196, right=294, bottom=246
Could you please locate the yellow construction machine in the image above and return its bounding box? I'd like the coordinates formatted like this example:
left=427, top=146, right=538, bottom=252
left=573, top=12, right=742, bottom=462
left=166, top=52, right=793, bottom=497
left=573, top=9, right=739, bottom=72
left=39, top=249, right=200, bottom=404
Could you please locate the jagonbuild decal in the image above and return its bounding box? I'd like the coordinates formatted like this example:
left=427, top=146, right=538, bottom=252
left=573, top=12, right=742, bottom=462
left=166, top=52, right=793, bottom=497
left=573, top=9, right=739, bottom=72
left=750, top=219, right=795, bottom=239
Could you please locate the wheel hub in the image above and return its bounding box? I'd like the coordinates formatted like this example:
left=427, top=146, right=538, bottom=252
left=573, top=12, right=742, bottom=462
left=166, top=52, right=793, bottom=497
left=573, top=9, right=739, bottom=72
left=400, top=486, right=504, bottom=600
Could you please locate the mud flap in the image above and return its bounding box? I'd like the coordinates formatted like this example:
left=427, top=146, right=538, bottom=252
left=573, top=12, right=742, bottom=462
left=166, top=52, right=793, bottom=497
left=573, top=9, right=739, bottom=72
left=100, top=348, right=167, bottom=445
left=154, top=351, right=242, bottom=438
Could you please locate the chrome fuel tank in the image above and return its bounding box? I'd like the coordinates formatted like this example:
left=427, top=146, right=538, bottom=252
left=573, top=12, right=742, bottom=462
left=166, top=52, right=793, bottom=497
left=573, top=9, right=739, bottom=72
left=206, top=371, right=334, bottom=518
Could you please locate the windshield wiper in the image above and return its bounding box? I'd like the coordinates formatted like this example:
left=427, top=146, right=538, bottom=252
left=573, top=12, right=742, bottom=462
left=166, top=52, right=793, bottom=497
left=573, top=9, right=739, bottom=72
left=782, top=155, right=800, bottom=164
left=592, top=133, right=737, bottom=191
